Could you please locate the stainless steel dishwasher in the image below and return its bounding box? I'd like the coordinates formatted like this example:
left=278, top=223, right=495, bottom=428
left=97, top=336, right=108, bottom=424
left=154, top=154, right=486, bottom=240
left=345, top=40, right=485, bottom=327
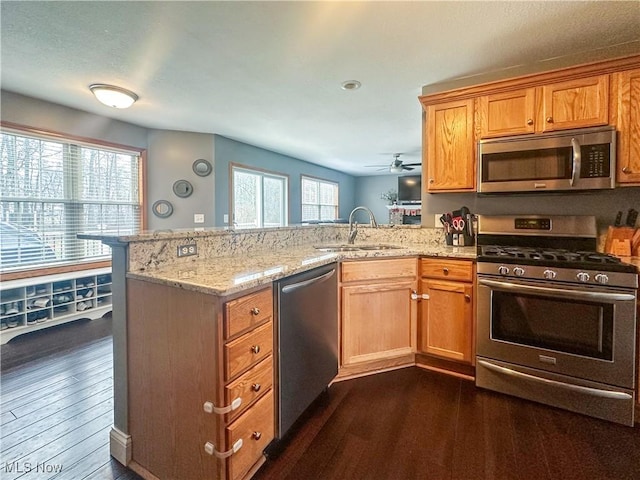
left=269, top=262, right=338, bottom=452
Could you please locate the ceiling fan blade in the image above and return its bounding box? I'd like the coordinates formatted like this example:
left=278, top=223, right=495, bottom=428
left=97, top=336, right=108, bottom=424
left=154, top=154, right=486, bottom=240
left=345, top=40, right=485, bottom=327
left=403, top=162, right=422, bottom=167
left=364, top=164, right=389, bottom=168
left=402, top=166, right=415, bottom=171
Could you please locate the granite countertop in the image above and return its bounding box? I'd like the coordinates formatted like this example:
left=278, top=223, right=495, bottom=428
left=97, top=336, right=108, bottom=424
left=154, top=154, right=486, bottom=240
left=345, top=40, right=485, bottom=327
left=127, top=243, right=476, bottom=296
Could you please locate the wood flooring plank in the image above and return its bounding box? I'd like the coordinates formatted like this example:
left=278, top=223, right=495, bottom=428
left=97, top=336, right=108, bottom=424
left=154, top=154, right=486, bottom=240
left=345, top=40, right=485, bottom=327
left=1, top=397, right=113, bottom=463
left=10, top=375, right=112, bottom=419
left=77, top=458, right=140, bottom=480
left=1, top=381, right=112, bottom=438
left=1, top=409, right=17, bottom=426
left=48, top=440, right=110, bottom=480
left=1, top=411, right=113, bottom=480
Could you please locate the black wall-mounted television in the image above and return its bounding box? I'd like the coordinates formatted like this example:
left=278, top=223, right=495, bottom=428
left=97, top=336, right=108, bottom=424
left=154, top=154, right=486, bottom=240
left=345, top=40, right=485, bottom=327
left=397, top=175, right=421, bottom=204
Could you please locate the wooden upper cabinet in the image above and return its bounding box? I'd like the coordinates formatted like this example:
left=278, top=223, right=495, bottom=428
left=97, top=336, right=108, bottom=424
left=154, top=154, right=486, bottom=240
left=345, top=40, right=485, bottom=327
left=425, top=99, right=475, bottom=192
left=479, top=88, right=536, bottom=137
left=613, top=68, right=640, bottom=184
left=539, top=75, right=609, bottom=132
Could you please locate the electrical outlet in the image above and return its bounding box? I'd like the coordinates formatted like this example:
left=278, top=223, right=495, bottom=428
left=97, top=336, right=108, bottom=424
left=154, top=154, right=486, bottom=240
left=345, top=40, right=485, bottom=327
left=177, top=243, right=198, bottom=257
left=434, top=214, right=443, bottom=227
left=223, top=214, right=229, bottom=224
left=194, top=213, right=205, bottom=224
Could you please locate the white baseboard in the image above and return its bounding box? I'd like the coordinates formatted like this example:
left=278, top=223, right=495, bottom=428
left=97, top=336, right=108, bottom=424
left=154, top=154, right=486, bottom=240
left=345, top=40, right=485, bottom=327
left=110, top=426, right=132, bottom=466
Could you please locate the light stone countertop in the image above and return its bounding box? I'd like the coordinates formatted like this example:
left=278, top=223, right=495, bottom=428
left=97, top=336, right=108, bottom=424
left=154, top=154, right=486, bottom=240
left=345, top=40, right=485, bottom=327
left=127, top=243, right=476, bottom=296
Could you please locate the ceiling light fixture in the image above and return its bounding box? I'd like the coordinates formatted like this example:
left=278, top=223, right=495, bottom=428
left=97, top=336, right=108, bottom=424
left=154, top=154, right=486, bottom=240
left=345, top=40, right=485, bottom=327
left=89, top=84, right=139, bottom=108
left=341, top=80, right=361, bottom=91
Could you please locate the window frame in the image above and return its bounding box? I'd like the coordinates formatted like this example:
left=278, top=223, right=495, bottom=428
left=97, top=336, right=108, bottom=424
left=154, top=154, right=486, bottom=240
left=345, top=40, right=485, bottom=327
left=229, top=162, right=290, bottom=229
left=0, top=121, right=147, bottom=281
left=300, top=174, right=340, bottom=222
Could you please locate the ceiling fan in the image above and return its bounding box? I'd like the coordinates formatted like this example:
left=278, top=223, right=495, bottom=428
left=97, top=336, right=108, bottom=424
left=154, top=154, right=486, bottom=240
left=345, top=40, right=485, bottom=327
left=365, top=154, right=421, bottom=173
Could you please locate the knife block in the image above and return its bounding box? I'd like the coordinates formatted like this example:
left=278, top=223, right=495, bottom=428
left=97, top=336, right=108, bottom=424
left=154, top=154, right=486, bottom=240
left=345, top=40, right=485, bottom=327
left=604, top=226, right=639, bottom=257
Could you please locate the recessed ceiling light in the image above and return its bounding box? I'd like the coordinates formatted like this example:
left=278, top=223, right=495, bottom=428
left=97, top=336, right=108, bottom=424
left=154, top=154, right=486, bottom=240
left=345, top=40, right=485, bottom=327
left=89, top=84, right=139, bottom=108
left=341, top=80, right=361, bottom=91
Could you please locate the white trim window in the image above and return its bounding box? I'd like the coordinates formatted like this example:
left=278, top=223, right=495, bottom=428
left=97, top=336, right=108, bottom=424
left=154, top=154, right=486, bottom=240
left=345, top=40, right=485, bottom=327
left=0, top=129, right=143, bottom=272
left=301, top=176, right=339, bottom=222
left=232, top=165, right=288, bottom=229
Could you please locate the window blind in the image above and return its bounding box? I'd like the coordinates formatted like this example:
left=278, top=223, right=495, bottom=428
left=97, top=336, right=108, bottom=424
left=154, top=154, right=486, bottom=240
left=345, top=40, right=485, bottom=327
left=301, top=176, right=339, bottom=222
left=0, top=130, right=142, bottom=272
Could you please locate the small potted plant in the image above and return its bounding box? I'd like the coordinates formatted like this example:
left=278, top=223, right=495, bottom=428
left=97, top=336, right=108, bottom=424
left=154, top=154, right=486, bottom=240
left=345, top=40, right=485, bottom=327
left=380, top=189, right=398, bottom=205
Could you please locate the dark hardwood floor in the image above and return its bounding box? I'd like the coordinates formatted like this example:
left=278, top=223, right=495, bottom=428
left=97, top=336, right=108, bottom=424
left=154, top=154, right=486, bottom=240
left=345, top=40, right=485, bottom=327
left=2, top=317, right=640, bottom=480
left=0, top=315, right=142, bottom=480
left=255, top=367, right=640, bottom=480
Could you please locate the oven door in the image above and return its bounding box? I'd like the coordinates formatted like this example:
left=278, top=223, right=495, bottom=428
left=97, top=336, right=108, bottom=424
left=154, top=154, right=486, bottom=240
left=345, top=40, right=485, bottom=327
left=477, top=276, right=637, bottom=389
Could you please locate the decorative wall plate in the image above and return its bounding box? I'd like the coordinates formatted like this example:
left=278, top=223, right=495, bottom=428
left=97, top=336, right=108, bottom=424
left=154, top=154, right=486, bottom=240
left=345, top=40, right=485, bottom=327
left=173, top=179, right=194, bottom=198
left=152, top=200, right=173, bottom=218
left=192, top=158, right=212, bottom=177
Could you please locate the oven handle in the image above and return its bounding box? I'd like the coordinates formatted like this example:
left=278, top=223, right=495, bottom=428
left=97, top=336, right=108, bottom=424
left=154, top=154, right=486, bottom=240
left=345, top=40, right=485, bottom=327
left=478, top=278, right=636, bottom=302
left=477, top=359, right=633, bottom=400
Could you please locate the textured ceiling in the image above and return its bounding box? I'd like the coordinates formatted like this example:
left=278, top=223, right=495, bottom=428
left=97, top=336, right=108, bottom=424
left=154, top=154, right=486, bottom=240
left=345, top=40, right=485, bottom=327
left=1, top=1, right=639, bottom=176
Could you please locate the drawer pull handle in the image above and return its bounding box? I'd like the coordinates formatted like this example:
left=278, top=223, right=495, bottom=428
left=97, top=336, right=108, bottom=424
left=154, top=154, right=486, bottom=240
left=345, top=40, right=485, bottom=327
left=250, top=307, right=260, bottom=316
left=464, top=295, right=471, bottom=303
left=622, top=167, right=631, bottom=174
left=546, top=116, right=553, bottom=123
left=204, top=439, right=243, bottom=458
left=526, top=118, right=533, bottom=125
left=252, top=431, right=262, bottom=440
left=443, top=268, right=449, bottom=274
left=251, top=345, right=261, bottom=354
left=251, top=383, right=261, bottom=392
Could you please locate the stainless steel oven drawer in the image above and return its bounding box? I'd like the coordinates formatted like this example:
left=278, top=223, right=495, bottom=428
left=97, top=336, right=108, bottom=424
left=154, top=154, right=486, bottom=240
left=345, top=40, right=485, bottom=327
left=476, top=357, right=635, bottom=426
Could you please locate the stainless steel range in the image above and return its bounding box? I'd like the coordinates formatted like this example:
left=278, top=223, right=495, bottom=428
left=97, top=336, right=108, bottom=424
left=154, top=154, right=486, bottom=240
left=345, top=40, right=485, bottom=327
left=475, top=215, right=638, bottom=426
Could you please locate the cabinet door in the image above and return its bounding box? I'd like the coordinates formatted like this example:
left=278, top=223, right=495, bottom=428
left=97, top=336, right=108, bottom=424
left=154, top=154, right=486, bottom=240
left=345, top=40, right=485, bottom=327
left=341, top=280, right=416, bottom=365
left=419, top=279, right=473, bottom=363
left=614, top=68, right=640, bottom=184
left=479, top=88, right=536, bottom=137
left=539, top=75, right=609, bottom=132
left=425, top=99, right=475, bottom=191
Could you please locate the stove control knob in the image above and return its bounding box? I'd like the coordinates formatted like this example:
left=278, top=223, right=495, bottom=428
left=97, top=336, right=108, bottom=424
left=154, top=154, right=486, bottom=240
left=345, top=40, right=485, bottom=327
left=498, top=266, right=510, bottom=275
left=576, top=272, right=590, bottom=283
left=513, top=267, right=525, bottom=277
left=543, top=269, right=557, bottom=280
left=594, top=273, right=609, bottom=285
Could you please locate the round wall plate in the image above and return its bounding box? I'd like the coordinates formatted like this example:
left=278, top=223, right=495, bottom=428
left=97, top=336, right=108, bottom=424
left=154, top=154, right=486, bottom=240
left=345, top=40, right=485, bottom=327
left=173, top=179, right=194, bottom=198
left=192, top=158, right=212, bottom=177
left=152, top=200, right=173, bottom=218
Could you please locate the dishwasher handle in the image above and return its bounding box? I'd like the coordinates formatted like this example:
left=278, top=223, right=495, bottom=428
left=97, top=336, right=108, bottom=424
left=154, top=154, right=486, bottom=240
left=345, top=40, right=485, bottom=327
left=281, top=268, right=336, bottom=294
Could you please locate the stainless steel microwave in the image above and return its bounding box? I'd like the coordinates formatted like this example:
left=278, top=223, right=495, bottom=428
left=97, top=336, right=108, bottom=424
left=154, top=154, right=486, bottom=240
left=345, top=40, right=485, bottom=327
left=478, top=126, right=616, bottom=193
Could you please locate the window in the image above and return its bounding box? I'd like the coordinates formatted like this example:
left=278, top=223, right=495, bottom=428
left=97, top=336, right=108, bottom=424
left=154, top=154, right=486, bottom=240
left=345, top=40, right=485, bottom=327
left=301, top=176, right=339, bottom=222
left=0, top=128, right=143, bottom=273
left=232, top=165, right=288, bottom=229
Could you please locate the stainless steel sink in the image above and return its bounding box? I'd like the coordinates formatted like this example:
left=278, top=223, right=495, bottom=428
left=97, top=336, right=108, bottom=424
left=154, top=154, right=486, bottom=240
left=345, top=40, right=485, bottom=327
left=313, top=244, right=403, bottom=252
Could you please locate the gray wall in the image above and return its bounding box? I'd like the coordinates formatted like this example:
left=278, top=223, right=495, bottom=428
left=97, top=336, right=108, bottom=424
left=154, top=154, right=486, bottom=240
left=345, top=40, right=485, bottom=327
left=420, top=188, right=640, bottom=233
left=0, top=91, right=148, bottom=150
left=214, top=136, right=356, bottom=226
left=353, top=175, right=398, bottom=224
left=146, top=130, right=215, bottom=229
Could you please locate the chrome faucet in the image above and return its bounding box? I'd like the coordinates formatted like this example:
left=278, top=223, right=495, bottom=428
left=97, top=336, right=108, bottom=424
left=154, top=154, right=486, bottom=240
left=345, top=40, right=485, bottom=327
left=348, top=206, right=378, bottom=244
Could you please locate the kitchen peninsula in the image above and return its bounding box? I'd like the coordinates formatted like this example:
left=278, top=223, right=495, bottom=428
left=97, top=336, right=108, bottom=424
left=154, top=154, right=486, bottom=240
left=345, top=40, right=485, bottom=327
left=84, top=224, right=475, bottom=480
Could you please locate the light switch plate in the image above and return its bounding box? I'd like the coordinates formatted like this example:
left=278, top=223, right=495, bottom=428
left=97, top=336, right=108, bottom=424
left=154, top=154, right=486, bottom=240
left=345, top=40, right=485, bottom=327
left=194, top=213, right=205, bottom=224
left=223, top=214, right=229, bottom=224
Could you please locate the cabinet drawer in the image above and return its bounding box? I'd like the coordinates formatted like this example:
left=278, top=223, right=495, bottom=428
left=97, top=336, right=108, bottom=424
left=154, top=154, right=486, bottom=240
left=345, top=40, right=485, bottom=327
left=226, top=390, right=274, bottom=480
left=225, top=321, right=273, bottom=380
left=341, top=258, right=417, bottom=283
left=421, top=258, right=474, bottom=282
left=225, top=355, right=273, bottom=421
left=225, top=287, right=273, bottom=340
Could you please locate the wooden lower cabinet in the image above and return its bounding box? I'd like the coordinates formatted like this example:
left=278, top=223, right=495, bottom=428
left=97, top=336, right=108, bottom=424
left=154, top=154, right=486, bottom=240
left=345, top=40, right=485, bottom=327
left=418, top=258, right=475, bottom=364
left=127, top=279, right=274, bottom=480
left=339, top=258, right=417, bottom=375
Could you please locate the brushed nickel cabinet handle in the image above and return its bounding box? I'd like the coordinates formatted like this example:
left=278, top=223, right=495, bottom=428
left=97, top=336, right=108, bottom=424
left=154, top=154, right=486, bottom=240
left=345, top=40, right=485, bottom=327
left=252, top=431, right=262, bottom=440
left=251, top=383, right=261, bottom=392
left=546, top=116, right=553, bottom=123
left=429, top=178, right=435, bottom=184
left=443, top=267, right=449, bottom=274
left=527, top=118, right=533, bottom=125
left=250, top=345, right=261, bottom=354
left=464, top=295, right=471, bottom=303
left=622, top=167, right=631, bottom=174
left=250, top=307, right=260, bottom=316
